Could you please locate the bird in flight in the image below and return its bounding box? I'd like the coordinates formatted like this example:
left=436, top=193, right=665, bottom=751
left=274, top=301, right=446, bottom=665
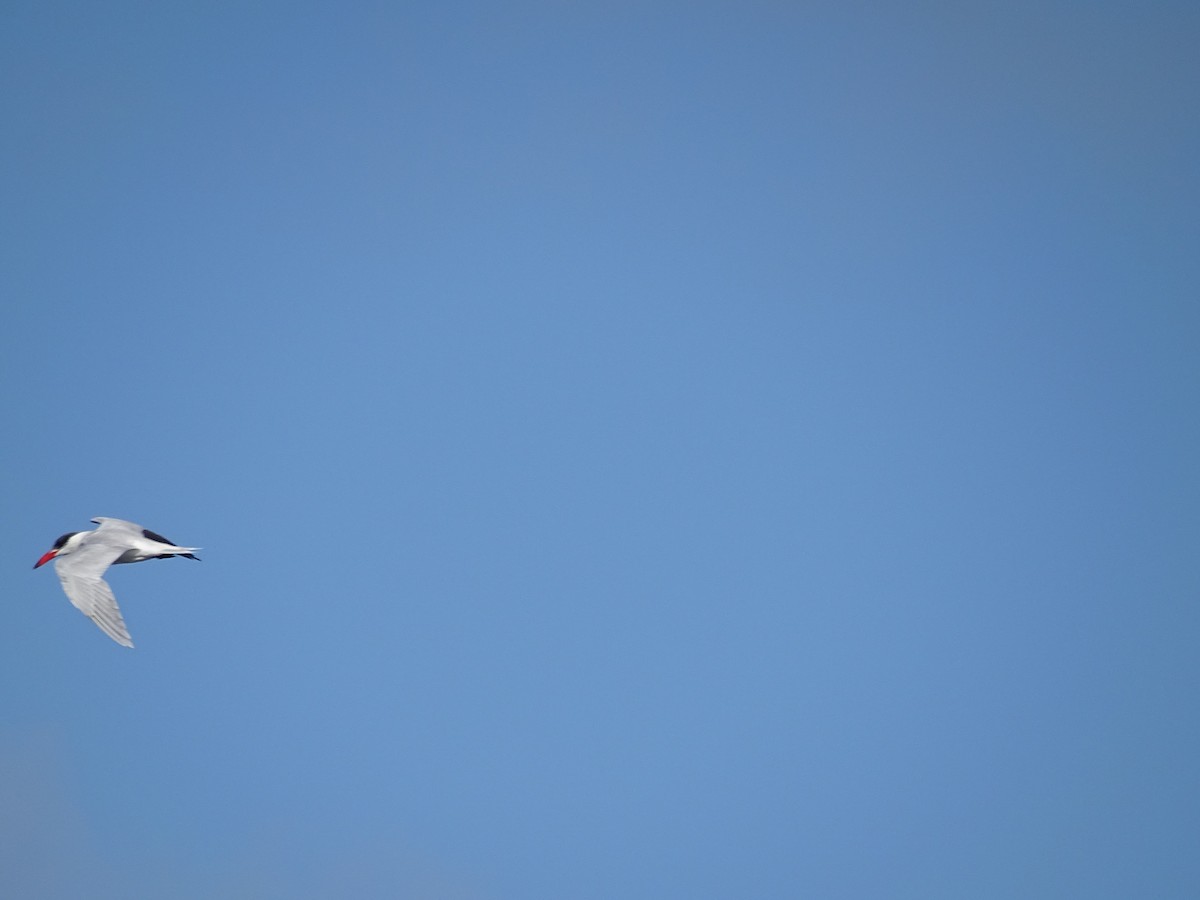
left=34, top=517, right=201, bottom=647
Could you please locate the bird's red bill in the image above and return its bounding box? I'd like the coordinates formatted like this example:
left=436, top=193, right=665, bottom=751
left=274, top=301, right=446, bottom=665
left=34, top=550, right=57, bottom=569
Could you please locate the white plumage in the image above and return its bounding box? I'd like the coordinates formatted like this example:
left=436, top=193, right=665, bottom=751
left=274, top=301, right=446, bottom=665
left=34, top=517, right=200, bottom=648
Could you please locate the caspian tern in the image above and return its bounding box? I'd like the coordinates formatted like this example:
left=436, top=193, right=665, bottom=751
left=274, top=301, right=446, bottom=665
left=34, top=517, right=201, bottom=648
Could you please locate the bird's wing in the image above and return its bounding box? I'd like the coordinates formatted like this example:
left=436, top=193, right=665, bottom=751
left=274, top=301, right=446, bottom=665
left=54, top=536, right=137, bottom=648
left=55, top=568, right=134, bottom=648
left=92, top=517, right=198, bottom=556
left=90, top=517, right=144, bottom=535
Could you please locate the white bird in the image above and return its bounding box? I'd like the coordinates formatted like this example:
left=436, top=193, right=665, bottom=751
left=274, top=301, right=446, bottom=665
left=34, top=517, right=201, bottom=648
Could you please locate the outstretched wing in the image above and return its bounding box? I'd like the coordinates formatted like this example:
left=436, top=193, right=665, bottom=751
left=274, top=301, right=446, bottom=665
left=93, top=517, right=201, bottom=560
left=90, top=517, right=144, bottom=535
left=55, top=569, right=134, bottom=648
left=54, top=535, right=136, bottom=648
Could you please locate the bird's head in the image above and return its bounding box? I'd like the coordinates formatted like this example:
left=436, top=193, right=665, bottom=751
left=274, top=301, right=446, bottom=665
left=34, top=532, right=82, bottom=569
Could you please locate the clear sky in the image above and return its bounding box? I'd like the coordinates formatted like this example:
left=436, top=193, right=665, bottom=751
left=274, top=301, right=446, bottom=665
left=2, top=2, right=1198, bottom=898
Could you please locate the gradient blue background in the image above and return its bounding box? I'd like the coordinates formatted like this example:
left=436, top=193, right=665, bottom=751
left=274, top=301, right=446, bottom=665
left=2, top=2, right=1198, bottom=897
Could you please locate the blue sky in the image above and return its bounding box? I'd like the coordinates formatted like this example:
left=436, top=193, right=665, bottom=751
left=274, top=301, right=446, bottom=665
left=2, top=2, right=1198, bottom=897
